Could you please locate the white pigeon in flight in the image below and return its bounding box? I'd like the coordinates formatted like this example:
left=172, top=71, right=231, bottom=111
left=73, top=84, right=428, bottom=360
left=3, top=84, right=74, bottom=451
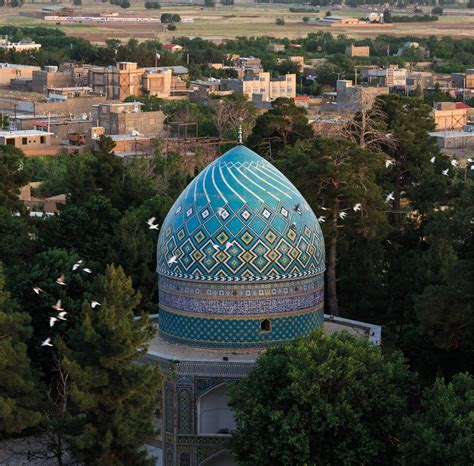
left=467, top=158, right=473, bottom=163
left=33, top=287, right=43, bottom=295
left=430, top=156, right=436, bottom=164
left=168, top=255, right=177, bottom=265
left=451, top=159, right=459, bottom=167
left=41, top=338, right=53, bottom=347
left=72, top=260, right=83, bottom=271
left=82, top=268, right=92, bottom=274
left=146, top=217, right=160, bottom=230
left=57, top=311, right=67, bottom=321
left=317, top=216, right=326, bottom=223
left=385, top=159, right=394, bottom=168
left=385, top=192, right=395, bottom=203
left=56, top=275, right=67, bottom=286
left=353, top=203, right=362, bottom=212
left=212, top=243, right=220, bottom=251
left=338, top=212, right=347, bottom=220
left=442, top=168, right=449, bottom=176
left=91, top=301, right=101, bottom=309
left=49, top=317, right=59, bottom=327
left=52, top=300, right=63, bottom=312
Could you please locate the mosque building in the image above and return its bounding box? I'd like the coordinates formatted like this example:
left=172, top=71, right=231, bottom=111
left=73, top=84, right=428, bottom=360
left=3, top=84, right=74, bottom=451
left=144, top=144, right=381, bottom=466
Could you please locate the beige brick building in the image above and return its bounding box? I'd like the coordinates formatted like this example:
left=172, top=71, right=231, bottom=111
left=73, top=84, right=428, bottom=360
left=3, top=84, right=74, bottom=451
left=0, top=63, right=40, bottom=86
left=432, top=102, right=469, bottom=131
left=32, top=66, right=73, bottom=94
left=91, top=101, right=165, bottom=137
left=0, top=129, right=58, bottom=156
left=336, top=80, right=389, bottom=112
left=88, top=62, right=173, bottom=100
left=345, top=44, right=370, bottom=57
left=222, top=71, right=296, bottom=102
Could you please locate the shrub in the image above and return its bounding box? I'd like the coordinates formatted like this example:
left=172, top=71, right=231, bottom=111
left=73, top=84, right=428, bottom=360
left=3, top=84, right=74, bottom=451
left=275, top=17, right=285, bottom=25
left=167, top=23, right=177, bottom=30
left=161, top=13, right=181, bottom=23
left=145, top=1, right=161, bottom=8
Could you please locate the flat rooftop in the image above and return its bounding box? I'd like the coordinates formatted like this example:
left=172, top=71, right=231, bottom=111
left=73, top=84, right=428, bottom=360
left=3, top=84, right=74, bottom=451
left=110, top=134, right=149, bottom=141
left=0, top=63, right=39, bottom=69
left=0, top=130, right=54, bottom=136
left=429, top=131, right=474, bottom=138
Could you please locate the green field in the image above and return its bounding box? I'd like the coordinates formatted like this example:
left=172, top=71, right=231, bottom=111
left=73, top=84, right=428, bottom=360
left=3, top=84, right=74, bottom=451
left=1, top=4, right=474, bottom=43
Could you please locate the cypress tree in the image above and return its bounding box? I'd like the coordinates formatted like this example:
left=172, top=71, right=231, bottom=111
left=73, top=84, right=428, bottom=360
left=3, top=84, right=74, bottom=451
left=0, top=263, right=41, bottom=437
left=63, top=265, right=162, bottom=466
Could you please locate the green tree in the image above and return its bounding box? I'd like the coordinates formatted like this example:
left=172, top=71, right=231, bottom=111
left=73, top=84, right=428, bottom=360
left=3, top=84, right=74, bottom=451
left=412, top=182, right=474, bottom=376
left=277, top=137, right=387, bottom=315
left=0, top=263, right=41, bottom=437
left=0, top=207, right=33, bottom=268
left=373, top=95, right=451, bottom=341
left=62, top=265, right=162, bottom=466
left=8, top=249, right=96, bottom=355
left=400, top=373, right=474, bottom=465
left=107, top=196, right=172, bottom=312
left=247, top=98, right=314, bottom=158
left=229, top=331, right=415, bottom=466
left=39, top=195, right=121, bottom=265
left=383, top=8, right=392, bottom=22
left=0, top=144, right=29, bottom=212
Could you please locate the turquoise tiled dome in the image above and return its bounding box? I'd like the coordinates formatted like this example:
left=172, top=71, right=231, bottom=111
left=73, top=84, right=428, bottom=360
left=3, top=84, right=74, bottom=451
left=157, top=145, right=324, bottom=281
left=157, top=145, right=325, bottom=349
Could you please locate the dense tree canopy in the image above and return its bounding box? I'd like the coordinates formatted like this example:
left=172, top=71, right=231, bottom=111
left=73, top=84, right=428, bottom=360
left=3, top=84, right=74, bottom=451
left=229, top=331, right=415, bottom=466
left=400, top=373, right=474, bottom=465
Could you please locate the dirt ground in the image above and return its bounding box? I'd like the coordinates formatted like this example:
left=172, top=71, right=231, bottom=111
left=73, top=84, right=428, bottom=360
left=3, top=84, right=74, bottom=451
left=1, top=5, right=474, bottom=44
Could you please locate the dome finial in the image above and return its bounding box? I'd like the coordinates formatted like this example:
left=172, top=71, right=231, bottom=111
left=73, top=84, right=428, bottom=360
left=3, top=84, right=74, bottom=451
left=237, top=118, right=243, bottom=145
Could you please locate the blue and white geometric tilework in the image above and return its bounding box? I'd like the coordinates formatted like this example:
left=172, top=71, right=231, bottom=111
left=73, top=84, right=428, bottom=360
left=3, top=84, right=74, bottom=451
left=156, top=145, right=325, bottom=282
left=157, top=145, right=326, bottom=349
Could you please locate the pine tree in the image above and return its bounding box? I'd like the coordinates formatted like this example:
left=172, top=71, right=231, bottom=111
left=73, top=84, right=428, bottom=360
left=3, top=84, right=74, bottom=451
left=277, top=137, right=388, bottom=315
left=62, top=265, right=162, bottom=466
left=0, top=263, right=41, bottom=437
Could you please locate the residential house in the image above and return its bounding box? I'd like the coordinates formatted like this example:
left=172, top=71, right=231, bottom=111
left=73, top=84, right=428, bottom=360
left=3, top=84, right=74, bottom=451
left=163, top=44, right=184, bottom=54
left=91, top=101, right=165, bottom=137
left=0, top=63, right=40, bottom=86
left=0, top=129, right=58, bottom=156
left=345, top=44, right=370, bottom=57
left=221, top=71, right=296, bottom=102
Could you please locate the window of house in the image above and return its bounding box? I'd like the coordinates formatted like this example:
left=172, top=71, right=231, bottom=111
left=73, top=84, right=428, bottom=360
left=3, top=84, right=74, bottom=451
left=260, top=319, right=271, bottom=333
left=22, top=137, right=27, bottom=145
left=6, top=138, right=15, bottom=145
left=40, top=136, right=45, bottom=144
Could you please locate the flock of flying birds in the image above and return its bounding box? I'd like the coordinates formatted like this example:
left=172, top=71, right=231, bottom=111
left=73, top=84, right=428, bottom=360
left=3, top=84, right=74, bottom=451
left=147, top=152, right=469, bottom=264
left=35, top=260, right=101, bottom=348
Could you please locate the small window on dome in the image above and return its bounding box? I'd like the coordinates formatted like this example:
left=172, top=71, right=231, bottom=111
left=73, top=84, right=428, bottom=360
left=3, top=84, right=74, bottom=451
left=260, top=319, right=271, bottom=333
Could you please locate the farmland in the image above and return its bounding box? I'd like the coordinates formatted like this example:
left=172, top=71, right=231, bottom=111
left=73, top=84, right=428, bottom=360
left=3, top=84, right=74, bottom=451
left=1, top=4, right=474, bottom=44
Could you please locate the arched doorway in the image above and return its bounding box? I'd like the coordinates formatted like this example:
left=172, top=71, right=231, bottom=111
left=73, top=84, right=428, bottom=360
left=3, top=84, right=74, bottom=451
left=197, top=383, right=236, bottom=435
